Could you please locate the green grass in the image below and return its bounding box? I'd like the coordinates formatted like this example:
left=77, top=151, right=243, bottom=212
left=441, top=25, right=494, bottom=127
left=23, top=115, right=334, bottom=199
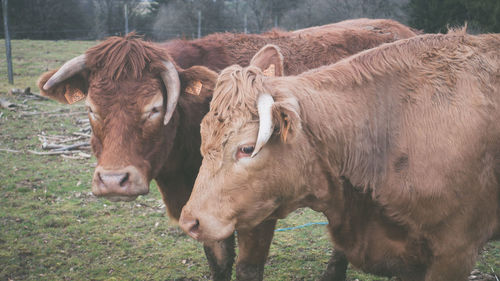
left=0, top=40, right=499, bottom=280
left=0, top=40, right=96, bottom=93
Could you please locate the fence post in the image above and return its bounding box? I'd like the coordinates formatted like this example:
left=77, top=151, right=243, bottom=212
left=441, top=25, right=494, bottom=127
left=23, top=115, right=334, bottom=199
left=244, top=13, right=247, bottom=34
left=197, top=10, right=201, bottom=39
left=2, top=0, right=13, bottom=84
left=124, top=3, right=129, bottom=34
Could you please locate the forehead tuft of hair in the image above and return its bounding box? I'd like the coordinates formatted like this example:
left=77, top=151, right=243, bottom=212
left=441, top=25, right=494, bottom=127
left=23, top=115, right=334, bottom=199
left=209, top=64, right=268, bottom=119
left=85, top=33, right=172, bottom=81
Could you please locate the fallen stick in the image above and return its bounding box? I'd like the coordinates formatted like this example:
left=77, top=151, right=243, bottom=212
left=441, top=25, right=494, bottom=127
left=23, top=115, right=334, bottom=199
left=9, top=88, right=25, bottom=95
left=42, top=143, right=63, bottom=150
left=39, top=136, right=86, bottom=146
left=79, top=125, right=91, bottom=132
left=0, top=148, right=22, bottom=153
left=46, top=111, right=87, bottom=117
left=72, top=132, right=91, bottom=138
left=52, top=142, right=90, bottom=152
left=78, top=152, right=92, bottom=158
left=0, top=98, right=17, bottom=110
left=10, top=87, right=50, bottom=100
left=61, top=152, right=92, bottom=159
left=27, top=150, right=82, bottom=155
left=76, top=118, right=89, bottom=124
left=61, top=155, right=82, bottom=160
left=41, top=143, right=89, bottom=151
left=37, top=134, right=68, bottom=140
left=22, top=111, right=86, bottom=117
left=57, top=136, right=86, bottom=144
left=21, top=108, right=68, bottom=116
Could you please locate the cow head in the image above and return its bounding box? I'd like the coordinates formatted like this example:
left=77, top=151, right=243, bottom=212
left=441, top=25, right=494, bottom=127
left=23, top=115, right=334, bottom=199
left=180, top=45, right=307, bottom=242
left=38, top=34, right=217, bottom=202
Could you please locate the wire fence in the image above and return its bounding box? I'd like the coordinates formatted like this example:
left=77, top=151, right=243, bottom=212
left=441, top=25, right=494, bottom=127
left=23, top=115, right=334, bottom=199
left=1, top=26, right=267, bottom=41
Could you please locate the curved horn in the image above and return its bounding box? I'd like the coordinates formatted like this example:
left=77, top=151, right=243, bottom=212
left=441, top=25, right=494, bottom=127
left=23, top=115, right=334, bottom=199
left=251, top=93, right=275, bottom=158
left=161, top=61, right=181, bottom=125
left=43, top=54, right=87, bottom=90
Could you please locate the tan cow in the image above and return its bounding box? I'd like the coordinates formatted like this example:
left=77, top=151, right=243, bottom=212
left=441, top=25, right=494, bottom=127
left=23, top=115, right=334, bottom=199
left=180, top=30, right=500, bottom=281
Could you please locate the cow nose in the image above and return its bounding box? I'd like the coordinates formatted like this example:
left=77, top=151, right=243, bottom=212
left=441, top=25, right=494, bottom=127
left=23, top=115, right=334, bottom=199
left=92, top=166, right=149, bottom=200
left=179, top=211, right=201, bottom=240
left=98, top=171, right=130, bottom=188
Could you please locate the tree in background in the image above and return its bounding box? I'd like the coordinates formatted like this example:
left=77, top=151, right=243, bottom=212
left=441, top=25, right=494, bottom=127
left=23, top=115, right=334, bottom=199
left=0, top=0, right=144, bottom=39
left=153, top=0, right=234, bottom=40
left=279, top=0, right=409, bottom=31
left=245, top=0, right=300, bottom=32
left=408, top=0, right=500, bottom=33
left=151, top=0, right=406, bottom=38
left=0, top=0, right=87, bottom=39
left=81, top=0, right=142, bottom=39
left=2, top=0, right=499, bottom=40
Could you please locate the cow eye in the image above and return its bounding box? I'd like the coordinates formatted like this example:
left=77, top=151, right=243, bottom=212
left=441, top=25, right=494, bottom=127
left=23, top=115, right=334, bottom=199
left=236, top=145, right=255, bottom=159
left=241, top=146, right=254, bottom=154
left=147, top=107, right=161, bottom=119
left=87, top=106, right=99, bottom=120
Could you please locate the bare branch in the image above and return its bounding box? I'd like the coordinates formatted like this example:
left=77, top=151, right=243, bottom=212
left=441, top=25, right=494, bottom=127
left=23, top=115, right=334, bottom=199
left=10, top=87, right=50, bottom=100
left=0, top=148, right=22, bottom=153
left=27, top=150, right=84, bottom=155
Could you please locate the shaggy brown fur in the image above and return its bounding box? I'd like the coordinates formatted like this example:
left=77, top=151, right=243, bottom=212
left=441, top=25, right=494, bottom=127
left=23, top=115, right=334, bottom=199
left=161, top=18, right=417, bottom=73
left=87, top=33, right=170, bottom=81
left=182, top=30, right=500, bottom=281
left=37, top=19, right=418, bottom=281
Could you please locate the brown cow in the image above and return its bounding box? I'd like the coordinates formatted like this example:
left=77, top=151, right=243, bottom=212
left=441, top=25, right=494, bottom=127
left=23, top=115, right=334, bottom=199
left=37, top=19, right=417, bottom=281
left=161, top=18, right=417, bottom=73
left=180, top=30, right=500, bottom=281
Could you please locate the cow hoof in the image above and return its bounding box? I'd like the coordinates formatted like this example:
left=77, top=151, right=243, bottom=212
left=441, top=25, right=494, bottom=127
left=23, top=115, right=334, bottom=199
left=236, top=263, right=264, bottom=281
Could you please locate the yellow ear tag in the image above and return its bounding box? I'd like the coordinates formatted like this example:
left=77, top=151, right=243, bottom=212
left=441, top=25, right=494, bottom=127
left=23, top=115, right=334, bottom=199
left=185, top=80, right=203, bottom=96
left=64, top=87, right=86, bottom=104
left=263, top=64, right=275, bottom=77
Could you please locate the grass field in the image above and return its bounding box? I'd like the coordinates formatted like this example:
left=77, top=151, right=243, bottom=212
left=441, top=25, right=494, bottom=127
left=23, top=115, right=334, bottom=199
left=0, top=40, right=499, bottom=281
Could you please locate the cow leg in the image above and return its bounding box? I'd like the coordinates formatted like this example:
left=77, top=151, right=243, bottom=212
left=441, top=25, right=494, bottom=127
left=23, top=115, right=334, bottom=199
left=235, top=219, right=277, bottom=281
left=203, top=234, right=236, bottom=281
left=319, top=249, right=348, bottom=281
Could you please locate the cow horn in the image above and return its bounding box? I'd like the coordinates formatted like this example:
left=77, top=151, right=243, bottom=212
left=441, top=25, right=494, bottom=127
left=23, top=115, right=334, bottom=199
left=43, top=54, right=87, bottom=90
left=251, top=93, right=275, bottom=158
left=161, top=61, right=181, bottom=125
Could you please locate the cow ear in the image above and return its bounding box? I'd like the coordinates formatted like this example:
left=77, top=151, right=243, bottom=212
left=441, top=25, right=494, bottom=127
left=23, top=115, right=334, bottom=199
left=38, top=69, right=88, bottom=104
left=272, top=97, right=301, bottom=143
left=250, top=44, right=284, bottom=77
left=179, top=66, right=218, bottom=97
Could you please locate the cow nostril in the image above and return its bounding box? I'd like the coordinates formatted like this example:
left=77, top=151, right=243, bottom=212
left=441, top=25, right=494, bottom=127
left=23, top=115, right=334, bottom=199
left=119, top=172, right=130, bottom=187
left=189, top=219, right=200, bottom=236
left=97, top=172, right=104, bottom=184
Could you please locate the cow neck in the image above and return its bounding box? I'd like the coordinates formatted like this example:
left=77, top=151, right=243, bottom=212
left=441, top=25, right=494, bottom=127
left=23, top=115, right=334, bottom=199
left=282, top=79, right=414, bottom=265
left=155, top=93, right=211, bottom=188
left=287, top=72, right=395, bottom=195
